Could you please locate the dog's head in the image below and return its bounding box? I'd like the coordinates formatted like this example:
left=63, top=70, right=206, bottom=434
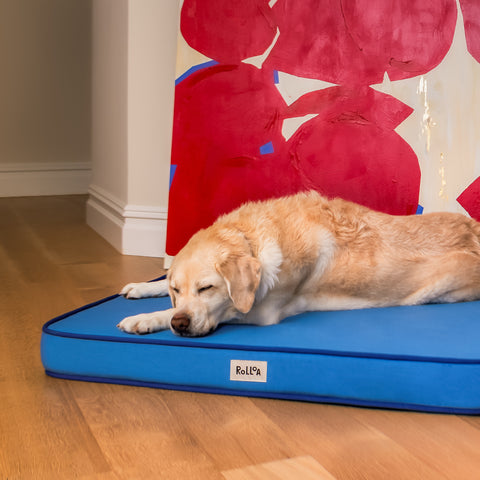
left=166, top=227, right=261, bottom=336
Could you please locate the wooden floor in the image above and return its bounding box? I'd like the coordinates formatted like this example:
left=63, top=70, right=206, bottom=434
left=2, top=195, right=480, bottom=479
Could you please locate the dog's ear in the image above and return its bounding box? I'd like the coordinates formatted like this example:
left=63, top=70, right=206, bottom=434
left=168, top=288, right=177, bottom=308
left=216, top=255, right=261, bottom=314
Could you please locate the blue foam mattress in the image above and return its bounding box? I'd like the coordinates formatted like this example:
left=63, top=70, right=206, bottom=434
left=41, top=292, right=480, bottom=414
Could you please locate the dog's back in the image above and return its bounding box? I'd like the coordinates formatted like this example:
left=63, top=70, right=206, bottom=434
left=214, top=191, right=480, bottom=309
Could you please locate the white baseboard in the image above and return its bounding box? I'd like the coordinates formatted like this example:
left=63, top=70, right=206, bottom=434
left=0, top=162, right=92, bottom=197
left=86, top=185, right=124, bottom=253
left=87, top=184, right=167, bottom=258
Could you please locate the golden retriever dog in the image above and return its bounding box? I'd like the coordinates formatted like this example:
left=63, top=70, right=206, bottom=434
left=117, top=191, right=480, bottom=337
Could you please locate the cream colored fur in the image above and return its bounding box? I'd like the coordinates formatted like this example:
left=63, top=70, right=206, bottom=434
left=118, top=191, right=480, bottom=337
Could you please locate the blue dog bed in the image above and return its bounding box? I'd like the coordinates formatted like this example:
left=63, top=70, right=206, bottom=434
left=41, top=289, right=480, bottom=414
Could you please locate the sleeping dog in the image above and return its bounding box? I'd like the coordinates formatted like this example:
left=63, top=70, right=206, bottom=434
left=118, top=191, right=480, bottom=337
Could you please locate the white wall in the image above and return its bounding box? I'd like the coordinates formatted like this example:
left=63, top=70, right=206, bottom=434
left=87, top=0, right=179, bottom=257
left=0, top=0, right=92, bottom=196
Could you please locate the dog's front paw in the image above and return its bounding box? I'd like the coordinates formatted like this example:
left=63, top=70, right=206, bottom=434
left=120, top=282, right=149, bottom=299
left=120, top=280, right=169, bottom=299
left=117, top=313, right=164, bottom=335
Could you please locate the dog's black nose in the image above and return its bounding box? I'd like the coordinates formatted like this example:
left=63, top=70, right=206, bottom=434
left=171, top=313, right=190, bottom=334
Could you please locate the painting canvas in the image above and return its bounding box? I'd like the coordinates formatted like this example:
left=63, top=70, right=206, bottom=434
left=166, top=0, right=480, bottom=256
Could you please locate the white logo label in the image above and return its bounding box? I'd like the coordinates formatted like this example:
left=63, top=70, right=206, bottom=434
left=230, top=360, right=268, bottom=383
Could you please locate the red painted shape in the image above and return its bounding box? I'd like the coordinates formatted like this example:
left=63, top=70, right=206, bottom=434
left=180, top=0, right=277, bottom=64
left=166, top=64, right=292, bottom=255
left=285, top=88, right=420, bottom=215
left=265, top=0, right=457, bottom=85
left=285, top=86, right=413, bottom=129
left=171, top=64, right=286, bottom=167
left=457, top=177, right=480, bottom=221
left=459, top=0, right=480, bottom=63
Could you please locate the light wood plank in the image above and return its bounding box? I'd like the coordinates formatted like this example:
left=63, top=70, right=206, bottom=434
left=71, top=382, right=222, bottom=480
left=222, top=456, right=337, bottom=480
left=351, top=408, right=480, bottom=479
left=160, top=390, right=304, bottom=471
left=253, top=399, right=451, bottom=480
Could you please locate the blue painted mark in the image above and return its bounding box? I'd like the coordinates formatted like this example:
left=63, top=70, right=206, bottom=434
left=416, top=204, right=424, bottom=215
left=260, top=141, right=274, bottom=155
left=169, top=165, right=177, bottom=188
left=175, top=60, right=219, bottom=85
left=273, top=70, right=279, bottom=84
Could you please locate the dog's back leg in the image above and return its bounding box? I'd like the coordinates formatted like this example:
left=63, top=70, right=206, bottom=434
left=402, top=252, right=480, bottom=306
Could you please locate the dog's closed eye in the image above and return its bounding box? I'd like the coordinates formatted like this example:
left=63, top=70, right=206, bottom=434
left=198, top=285, right=214, bottom=293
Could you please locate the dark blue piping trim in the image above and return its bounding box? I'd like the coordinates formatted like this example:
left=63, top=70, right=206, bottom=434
left=44, top=370, right=480, bottom=415
left=42, top=293, right=119, bottom=333
left=42, top=275, right=166, bottom=334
